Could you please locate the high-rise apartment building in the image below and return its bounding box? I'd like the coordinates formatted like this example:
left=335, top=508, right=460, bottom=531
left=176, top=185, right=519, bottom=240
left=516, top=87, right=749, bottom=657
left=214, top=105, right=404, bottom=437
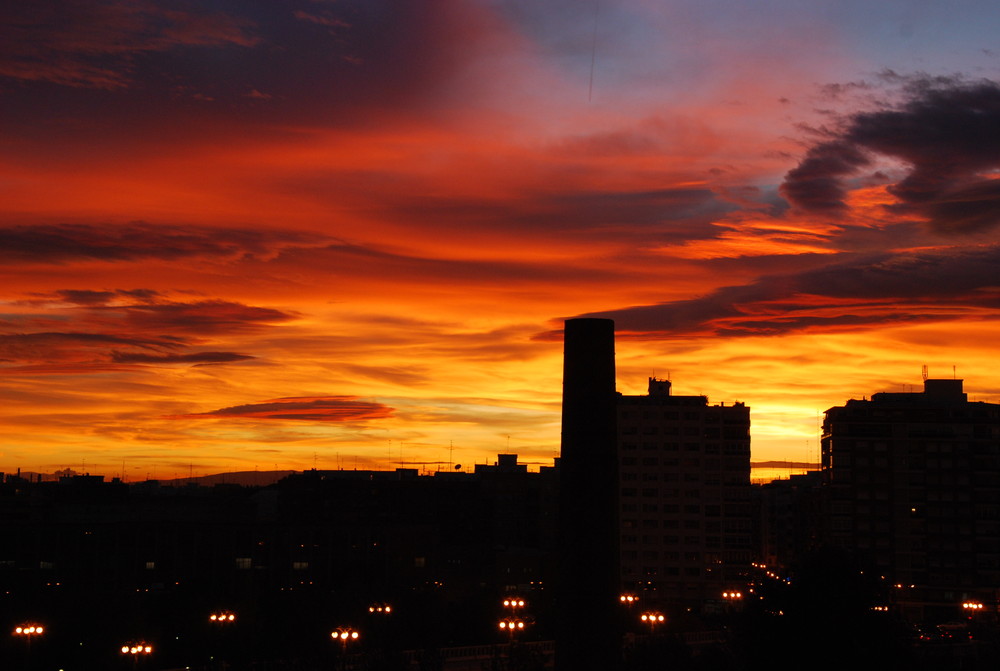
left=617, top=378, right=752, bottom=607
left=822, top=378, right=1000, bottom=621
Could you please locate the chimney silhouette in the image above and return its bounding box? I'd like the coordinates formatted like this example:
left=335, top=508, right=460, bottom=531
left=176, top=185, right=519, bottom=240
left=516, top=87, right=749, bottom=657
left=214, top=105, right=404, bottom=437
left=556, top=318, right=620, bottom=670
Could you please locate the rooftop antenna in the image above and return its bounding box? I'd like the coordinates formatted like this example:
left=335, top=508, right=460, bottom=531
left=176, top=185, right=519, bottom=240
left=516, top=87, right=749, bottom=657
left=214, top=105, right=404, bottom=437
left=921, top=364, right=928, bottom=381
left=953, top=365, right=957, bottom=379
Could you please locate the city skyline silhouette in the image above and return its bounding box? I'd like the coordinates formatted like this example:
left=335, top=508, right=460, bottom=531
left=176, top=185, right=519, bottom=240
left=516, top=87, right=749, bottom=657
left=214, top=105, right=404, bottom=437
left=3, top=318, right=999, bottom=669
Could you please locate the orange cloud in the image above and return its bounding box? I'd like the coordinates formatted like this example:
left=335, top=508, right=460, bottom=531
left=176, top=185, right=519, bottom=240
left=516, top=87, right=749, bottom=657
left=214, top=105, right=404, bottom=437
left=176, top=396, right=395, bottom=422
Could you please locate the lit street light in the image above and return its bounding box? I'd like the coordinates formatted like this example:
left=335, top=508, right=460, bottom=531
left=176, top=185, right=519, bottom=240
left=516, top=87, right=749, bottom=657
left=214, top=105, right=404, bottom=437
left=13, top=624, right=44, bottom=671
left=332, top=627, right=360, bottom=650
left=498, top=618, right=526, bottom=640
left=722, top=590, right=745, bottom=612
left=640, top=612, right=665, bottom=633
left=120, top=643, right=153, bottom=669
left=13, top=625, right=44, bottom=636
left=208, top=611, right=237, bottom=668
left=332, top=628, right=361, bottom=670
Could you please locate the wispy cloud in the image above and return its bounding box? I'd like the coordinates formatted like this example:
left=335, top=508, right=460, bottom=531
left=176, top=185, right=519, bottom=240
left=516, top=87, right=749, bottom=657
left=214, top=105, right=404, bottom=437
left=0, top=0, right=258, bottom=89
left=574, top=245, right=1000, bottom=337
left=110, top=351, right=255, bottom=365
left=1, top=292, right=293, bottom=371
left=176, top=396, right=394, bottom=422
left=0, top=224, right=327, bottom=263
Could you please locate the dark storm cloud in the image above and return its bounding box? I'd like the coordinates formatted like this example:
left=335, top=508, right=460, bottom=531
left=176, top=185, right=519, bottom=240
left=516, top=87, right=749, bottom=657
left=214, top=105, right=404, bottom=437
left=177, top=396, right=395, bottom=422
left=0, top=223, right=327, bottom=263
left=569, top=246, right=1000, bottom=338
left=782, top=77, right=1000, bottom=233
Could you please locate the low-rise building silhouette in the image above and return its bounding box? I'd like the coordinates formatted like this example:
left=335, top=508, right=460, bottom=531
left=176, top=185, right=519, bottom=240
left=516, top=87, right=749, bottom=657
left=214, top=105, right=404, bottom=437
left=0, top=458, right=558, bottom=668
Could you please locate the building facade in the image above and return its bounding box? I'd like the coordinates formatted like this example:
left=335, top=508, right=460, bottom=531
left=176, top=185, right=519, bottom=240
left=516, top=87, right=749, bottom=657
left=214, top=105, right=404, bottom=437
left=617, top=378, right=752, bottom=607
left=822, top=378, right=1000, bottom=621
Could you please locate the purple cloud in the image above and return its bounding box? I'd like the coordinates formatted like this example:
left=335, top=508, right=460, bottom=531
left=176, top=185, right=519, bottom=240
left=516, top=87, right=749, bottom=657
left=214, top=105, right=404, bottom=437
left=782, top=77, right=1000, bottom=233
left=566, top=245, right=1000, bottom=338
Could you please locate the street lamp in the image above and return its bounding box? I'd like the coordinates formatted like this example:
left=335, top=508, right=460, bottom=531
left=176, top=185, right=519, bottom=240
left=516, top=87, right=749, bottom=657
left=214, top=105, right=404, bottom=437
left=13, top=625, right=44, bottom=637
left=209, top=611, right=237, bottom=623
left=13, top=624, right=44, bottom=671
left=121, top=643, right=153, bottom=669
left=498, top=618, right=526, bottom=639
left=620, top=594, right=639, bottom=606
left=640, top=612, right=665, bottom=633
left=368, top=602, right=392, bottom=614
left=332, top=627, right=360, bottom=650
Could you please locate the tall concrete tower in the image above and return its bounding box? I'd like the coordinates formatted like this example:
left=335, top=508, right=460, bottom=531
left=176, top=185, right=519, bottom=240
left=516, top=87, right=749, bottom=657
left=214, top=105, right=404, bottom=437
left=556, top=318, right=620, bottom=670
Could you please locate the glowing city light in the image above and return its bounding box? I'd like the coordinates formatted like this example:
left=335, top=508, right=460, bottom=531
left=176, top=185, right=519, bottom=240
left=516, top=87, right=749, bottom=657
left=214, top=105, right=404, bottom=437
left=14, top=625, right=44, bottom=636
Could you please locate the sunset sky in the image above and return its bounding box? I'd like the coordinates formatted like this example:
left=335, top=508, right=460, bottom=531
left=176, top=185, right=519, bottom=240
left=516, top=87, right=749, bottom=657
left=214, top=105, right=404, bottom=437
left=4, top=1, right=1000, bottom=479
